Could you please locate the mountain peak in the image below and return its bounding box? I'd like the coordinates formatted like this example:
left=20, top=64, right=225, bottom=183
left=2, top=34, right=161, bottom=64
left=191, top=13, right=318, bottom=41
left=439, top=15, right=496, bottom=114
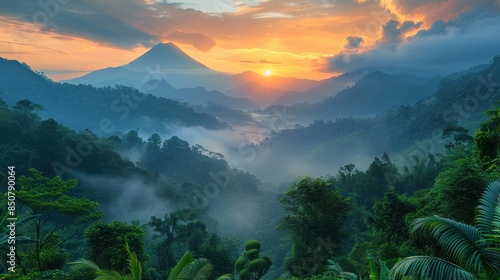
left=125, top=42, right=209, bottom=71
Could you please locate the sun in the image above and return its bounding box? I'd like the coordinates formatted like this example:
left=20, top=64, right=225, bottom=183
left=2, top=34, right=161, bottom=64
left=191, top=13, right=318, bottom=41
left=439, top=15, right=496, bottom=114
left=264, top=70, right=272, bottom=76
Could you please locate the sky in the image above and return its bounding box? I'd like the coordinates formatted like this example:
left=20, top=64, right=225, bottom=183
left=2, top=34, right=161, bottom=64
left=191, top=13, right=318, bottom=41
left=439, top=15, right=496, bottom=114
left=0, top=0, right=499, bottom=81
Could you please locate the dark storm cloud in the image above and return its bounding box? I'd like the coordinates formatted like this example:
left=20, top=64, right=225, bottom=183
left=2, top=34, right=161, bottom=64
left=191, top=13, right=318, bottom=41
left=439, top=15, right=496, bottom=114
left=379, top=19, right=422, bottom=46
left=325, top=5, right=500, bottom=76
left=344, top=35, right=363, bottom=49
left=0, top=0, right=155, bottom=47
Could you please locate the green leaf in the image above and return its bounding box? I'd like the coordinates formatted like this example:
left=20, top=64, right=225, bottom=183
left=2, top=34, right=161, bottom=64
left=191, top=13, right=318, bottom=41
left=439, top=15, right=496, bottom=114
left=476, top=181, right=500, bottom=235
left=125, top=242, right=142, bottom=280
left=167, top=251, right=194, bottom=280
left=177, top=259, right=213, bottom=280
left=388, top=256, right=475, bottom=280
left=367, top=254, right=378, bottom=280
left=378, top=259, right=389, bottom=280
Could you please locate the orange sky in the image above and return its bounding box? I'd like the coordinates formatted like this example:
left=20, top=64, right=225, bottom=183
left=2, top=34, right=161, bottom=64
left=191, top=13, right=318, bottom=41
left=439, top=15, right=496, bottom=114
left=0, top=0, right=498, bottom=81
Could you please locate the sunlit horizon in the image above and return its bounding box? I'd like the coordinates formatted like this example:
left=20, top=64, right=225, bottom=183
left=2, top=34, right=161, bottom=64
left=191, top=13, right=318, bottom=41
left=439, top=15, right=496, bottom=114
left=0, top=0, right=499, bottom=81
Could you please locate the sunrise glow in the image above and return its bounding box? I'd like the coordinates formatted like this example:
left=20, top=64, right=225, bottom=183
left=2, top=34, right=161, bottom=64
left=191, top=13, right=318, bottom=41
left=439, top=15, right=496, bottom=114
left=0, top=0, right=498, bottom=81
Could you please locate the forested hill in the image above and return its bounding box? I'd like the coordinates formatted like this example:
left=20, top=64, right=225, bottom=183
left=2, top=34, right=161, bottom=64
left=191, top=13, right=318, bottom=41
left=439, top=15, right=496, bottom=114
left=0, top=96, right=262, bottom=225
left=248, top=56, right=500, bottom=182
left=0, top=58, right=226, bottom=133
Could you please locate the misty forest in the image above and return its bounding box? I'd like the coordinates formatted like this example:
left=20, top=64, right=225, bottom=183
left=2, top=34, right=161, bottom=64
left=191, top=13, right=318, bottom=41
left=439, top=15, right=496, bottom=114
left=1, top=2, right=500, bottom=279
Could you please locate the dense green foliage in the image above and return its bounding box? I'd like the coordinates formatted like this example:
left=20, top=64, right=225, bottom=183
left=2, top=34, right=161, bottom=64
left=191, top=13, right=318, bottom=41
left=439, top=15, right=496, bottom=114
left=235, top=240, right=272, bottom=280
left=278, top=177, right=351, bottom=277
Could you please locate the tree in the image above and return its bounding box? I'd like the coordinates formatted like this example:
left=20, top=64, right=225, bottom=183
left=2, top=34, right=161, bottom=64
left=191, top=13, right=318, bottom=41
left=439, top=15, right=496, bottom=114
left=371, top=187, right=415, bottom=243
left=148, top=209, right=196, bottom=272
left=85, top=221, right=147, bottom=273
left=235, top=240, right=272, bottom=280
left=278, top=176, right=351, bottom=277
left=432, top=147, right=488, bottom=224
left=389, top=181, right=500, bottom=279
left=15, top=168, right=103, bottom=272
left=337, top=164, right=357, bottom=195
left=11, top=99, right=44, bottom=132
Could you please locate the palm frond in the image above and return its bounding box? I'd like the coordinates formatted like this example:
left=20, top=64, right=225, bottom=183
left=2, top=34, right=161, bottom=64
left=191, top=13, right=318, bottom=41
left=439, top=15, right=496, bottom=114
left=94, top=269, right=130, bottom=280
left=339, top=272, right=358, bottom=280
left=388, top=256, right=475, bottom=280
left=379, top=259, right=389, bottom=280
left=367, top=254, right=378, bottom=280
left=327, top=259, right=343, bottom=274
left=178, top=258, right=213, bottom=280
left=410, top=216, right=487, bottom=273
left=125, top=242, right=142, bottom=280
left=214, top=274, right=233, bottom=280
left=168, top=251, right=194, bottom=280
left=476, top=181, right=500, bottom=235
left=70, top=259, right=101, bottom=272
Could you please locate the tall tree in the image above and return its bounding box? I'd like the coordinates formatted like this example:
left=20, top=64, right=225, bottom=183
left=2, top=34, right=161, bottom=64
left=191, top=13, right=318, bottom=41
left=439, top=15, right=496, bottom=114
left=16, top=168, right=103, bottom=272
left=11, top=99, right=44, bottom=132
left=85, top=221, right=147, bottom=273
left=278, top=176, right=351, bottom=277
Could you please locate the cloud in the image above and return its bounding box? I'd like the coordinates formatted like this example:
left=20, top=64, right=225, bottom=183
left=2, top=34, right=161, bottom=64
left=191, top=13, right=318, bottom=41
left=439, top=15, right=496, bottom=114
left=379, top=19, right=422, bottom=46
left=379, top=0, right=496, bottom=23
left=239, top=59, right=282, bottom=64
left=0, top=0, right=156, bottom=47
left=254, top=12, right=294, bottom=19
left=344, top=35, right=363, bottom=49
left=324, top=6, right=500, bottom=76
left=165, top=30, right=216, bottom=52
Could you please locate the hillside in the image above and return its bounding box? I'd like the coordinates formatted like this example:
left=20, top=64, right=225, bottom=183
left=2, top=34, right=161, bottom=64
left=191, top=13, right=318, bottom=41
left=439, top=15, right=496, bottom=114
left=0, top=58, right=227, bottom=133
left=244, top=56, right=500, bottom=183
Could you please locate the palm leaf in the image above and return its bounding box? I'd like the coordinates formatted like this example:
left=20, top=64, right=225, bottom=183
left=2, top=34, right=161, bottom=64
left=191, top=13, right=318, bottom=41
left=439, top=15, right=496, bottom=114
left=388, top=256, right=475, bottom=280
left=70, top=259, right=132, bottom=280
left=70, top=259, right=101, bottom=272
left=0, top=235, right=38, bottom=245
left=125, top=242, right=142, bottom=280
left=410, top=215, right=500, bottom=274
left=327, top=259, right=343, bottom=274
left=367, top=254, right=378, bottom=280
left=339, top=272, right=358, bottom=280
left=476, top=181, right=500, bottom=235
left=94, top=269, right=130, bottom=280
left=378, top=259, right=389, bottom=280
left=168, top=251, right=194, bottom=280
left=178, top=258, right=213, bottom=280
left=215, top=274, right=233, bottom=280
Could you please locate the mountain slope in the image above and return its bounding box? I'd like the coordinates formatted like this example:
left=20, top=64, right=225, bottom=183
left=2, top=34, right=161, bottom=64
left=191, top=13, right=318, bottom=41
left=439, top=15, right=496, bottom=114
left=0, top=58, right=226, bottom=132
left=272, top=70, right=368, bottom=105
left=264, top=71, right=441, bottom=120
left=125, top=42, right=208, bottom=71
left=244, top=56, right=500, bottom=183
left=65, top=43, right=259, bottom=109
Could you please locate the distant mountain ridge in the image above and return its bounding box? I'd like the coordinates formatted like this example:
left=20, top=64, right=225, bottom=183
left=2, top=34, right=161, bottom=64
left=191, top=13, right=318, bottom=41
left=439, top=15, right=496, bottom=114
left=263, top=71, right=441, bottom=120
left=65, top=42, right=321, bottom=107
left=0, top=58, right=226, bottom=132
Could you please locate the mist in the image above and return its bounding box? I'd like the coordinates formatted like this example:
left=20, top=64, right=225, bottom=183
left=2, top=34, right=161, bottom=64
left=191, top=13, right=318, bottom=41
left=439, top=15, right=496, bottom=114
left=70, top=171, right=178, bottom=223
